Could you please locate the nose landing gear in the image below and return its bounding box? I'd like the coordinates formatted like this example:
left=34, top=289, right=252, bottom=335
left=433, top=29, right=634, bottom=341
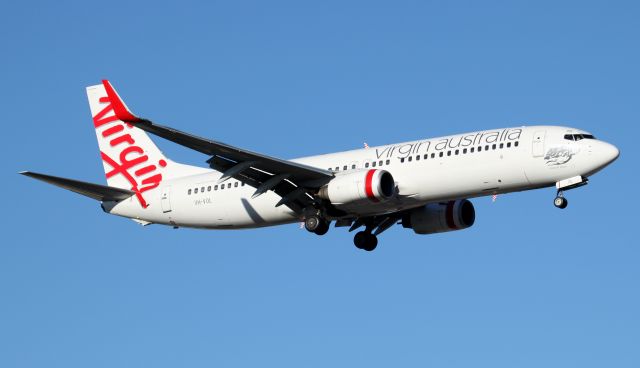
left=554, top=192, right=568, bottom=209
left=553, top=175, right=588, bottom=209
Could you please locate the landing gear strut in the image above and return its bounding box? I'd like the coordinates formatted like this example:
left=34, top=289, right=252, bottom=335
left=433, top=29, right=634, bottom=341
left=354, top=231, right=378, bottom=251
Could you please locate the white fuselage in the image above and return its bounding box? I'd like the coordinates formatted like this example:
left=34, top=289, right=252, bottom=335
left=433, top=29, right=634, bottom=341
left=105, top=125, right=619, bottom=229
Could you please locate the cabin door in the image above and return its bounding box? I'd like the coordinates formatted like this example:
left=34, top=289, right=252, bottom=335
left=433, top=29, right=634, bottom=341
left=161, top=186, right=172, bottom=213
left=532, top=130, right=546, bottom=157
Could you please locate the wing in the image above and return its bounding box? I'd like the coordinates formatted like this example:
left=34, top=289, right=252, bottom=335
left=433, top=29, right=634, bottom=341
left=102, top=80, right=334, bottom=214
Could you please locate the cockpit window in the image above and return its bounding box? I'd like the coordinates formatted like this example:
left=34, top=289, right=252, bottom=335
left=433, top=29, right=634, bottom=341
left=564, top=134, right=596, bottom=141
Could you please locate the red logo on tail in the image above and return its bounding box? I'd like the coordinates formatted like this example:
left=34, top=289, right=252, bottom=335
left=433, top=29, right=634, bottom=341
left=93, top=96, right=165, bottom=208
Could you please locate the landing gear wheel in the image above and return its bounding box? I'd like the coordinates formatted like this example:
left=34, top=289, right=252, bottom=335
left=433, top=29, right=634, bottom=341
left=304, top=216, right=321, bottom=232
left=313, top=220, right=330, bottom=236
left=353, top=231, right=378, bottom=251
left=554, top=196, right=568, bottom=209
left=354, top=231, right=367, bottom=249
left=363, top=234, right=378, bottom=251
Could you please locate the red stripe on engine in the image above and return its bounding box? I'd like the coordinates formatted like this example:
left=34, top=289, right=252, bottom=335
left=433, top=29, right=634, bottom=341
left=445, top=201, right=458, bottom=230
left=365, top=169, right=379, bottom=202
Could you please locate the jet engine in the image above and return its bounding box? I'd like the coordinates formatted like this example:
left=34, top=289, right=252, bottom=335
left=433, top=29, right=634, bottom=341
left=402, top=199, right=475, bottom=234
left=317, top=169, right=395, bottom=207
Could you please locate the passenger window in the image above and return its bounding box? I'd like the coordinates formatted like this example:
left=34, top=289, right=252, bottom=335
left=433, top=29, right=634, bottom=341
left=485, top=145, right=490, bottom=151
left=343, top=165, right=347, bottom=170
left=447, top=151, right=451, bottom=156
left=492, top=144, right=496, bottom=150
left=188, top=189, right=192, bottom=195
left=352, top=164, right=356, bottom=169
left=424, top=154, right=428, bottom=159
left=431, top=153, right=435, bottom=159
left=408, top=156, right=412, bottom=162
left=455, top=149, right=459, bottom=155
left=365, top=162, right=370, bottom=167
left=234, top=182, right=238, bottom=187
left=194, top=188, right=198, bottom=194
left=470, top=147, right=474, bottom=153
left=201, top=187, right=205, bottom=192
left=515, top=141, right=519, bottom=147
left=214, top=185, right=218, bottom=190
left=220, top=185, right=224, bottom=190
left=416, top=155, right=420, bottom=161
left=507, top=142, right=511, bottom=148
left=400, top=158, right=404, bottom=163
left=207, top=186, right=211, bottom=192
left=335, top=167, right=339, bottom=171
left=439, top=152, right=443, bottom=157
left=372, top=161, right=377, bottom=167
left=379, top=160, right=383, bottom=166
left=385, top=159, right=390, bottom=165
left=478, top=146, right=482, bottom=152
left=499, top=143, right=504, bottom=149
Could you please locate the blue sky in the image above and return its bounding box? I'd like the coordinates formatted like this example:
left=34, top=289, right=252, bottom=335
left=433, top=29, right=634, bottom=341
left=1, top=1, right=638, bottom=367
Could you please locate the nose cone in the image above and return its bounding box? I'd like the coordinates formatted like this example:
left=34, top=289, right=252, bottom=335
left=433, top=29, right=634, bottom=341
left=601, top=142, right=620, bottom=165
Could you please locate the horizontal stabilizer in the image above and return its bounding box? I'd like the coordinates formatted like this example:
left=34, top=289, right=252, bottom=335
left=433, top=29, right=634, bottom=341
left=20, top=171, right=135, bottom=202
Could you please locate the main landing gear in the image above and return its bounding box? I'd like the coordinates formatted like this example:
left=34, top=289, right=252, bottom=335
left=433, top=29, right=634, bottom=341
left=304, top=214, right=379, bottom=251
left=304, top=215, right=330, bottom=235
left=353, top=231, right=378, bottom=252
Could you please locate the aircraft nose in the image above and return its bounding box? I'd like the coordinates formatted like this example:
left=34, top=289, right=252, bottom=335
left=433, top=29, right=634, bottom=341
left=600, top=141, right=620, bottom=165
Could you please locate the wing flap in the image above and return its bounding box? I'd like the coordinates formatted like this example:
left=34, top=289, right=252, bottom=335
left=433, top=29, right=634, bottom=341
left=20, top=171, right=135, bottom=202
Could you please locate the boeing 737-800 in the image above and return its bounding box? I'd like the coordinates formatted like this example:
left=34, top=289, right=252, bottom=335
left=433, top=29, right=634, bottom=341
left=21, top=80, right=620, bottom=251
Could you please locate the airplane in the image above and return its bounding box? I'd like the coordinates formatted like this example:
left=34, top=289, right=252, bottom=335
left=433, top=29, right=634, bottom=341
left=21, top=80, right=620, bottom=251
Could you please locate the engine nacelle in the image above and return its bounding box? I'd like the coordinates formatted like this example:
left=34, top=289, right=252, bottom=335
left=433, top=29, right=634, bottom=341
left=318, top=169, right=395, bottom=207
left=402, top=199, right=475, bottom=235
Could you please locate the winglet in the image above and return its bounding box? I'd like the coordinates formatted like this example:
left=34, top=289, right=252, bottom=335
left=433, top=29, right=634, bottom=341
left=102, top=79, right=141, bottom=122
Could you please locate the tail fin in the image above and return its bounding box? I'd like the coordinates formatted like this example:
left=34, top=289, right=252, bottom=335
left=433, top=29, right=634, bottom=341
left=86, top=81, right=206, bottom=207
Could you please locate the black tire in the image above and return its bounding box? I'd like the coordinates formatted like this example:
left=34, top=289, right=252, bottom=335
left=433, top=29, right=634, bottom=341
left=353, top=231, right=368, bottom=249
left=304, top=216, right=320, bottom=232
left=362, top=234, right=378, bottom=252
left=314, top=220, right=330, bottom=236
left=554, top=196, right=568, bottom=209
left=559, top=198, right=568, bottom=209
